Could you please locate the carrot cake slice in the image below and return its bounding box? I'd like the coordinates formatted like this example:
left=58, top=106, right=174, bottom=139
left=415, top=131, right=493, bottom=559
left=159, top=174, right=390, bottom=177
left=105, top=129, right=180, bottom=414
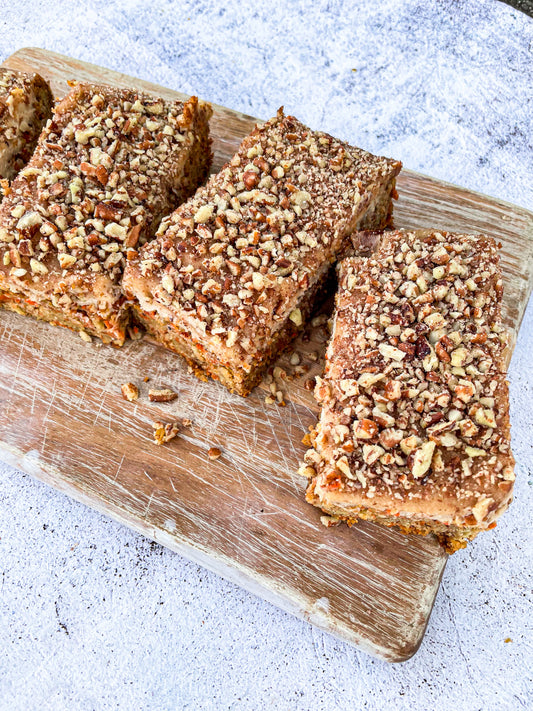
left=303, top=229, right=515, bottom=552
left=0, top=68, right=53, bottom=180
left=122, top=109, right=401, bottom=394
left=0, top=83, right=212, bottom=345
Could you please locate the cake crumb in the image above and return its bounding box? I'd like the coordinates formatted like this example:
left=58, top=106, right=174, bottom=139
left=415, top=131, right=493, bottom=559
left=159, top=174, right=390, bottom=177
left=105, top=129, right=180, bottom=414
left=320, top=515, right=341, bottom=527
left=208, top=446, right=222, bottom=460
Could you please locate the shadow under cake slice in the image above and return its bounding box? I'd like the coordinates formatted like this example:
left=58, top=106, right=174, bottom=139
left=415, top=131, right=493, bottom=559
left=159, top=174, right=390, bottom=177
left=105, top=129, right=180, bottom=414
left=123, top=108, right=401, bottom=395
left=0, top=82, right=212, bottom=345
left=302, top=229, right=515, bottom=552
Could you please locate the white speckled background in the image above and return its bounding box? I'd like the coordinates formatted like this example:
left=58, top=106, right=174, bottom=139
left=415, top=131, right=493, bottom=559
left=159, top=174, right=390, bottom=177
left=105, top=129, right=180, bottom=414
left=0, top=1, right=532, bottom=709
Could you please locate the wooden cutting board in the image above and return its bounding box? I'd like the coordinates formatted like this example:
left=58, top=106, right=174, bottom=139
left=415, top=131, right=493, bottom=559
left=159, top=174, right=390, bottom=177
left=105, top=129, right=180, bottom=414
left=1, top=48, right=532, bottom=662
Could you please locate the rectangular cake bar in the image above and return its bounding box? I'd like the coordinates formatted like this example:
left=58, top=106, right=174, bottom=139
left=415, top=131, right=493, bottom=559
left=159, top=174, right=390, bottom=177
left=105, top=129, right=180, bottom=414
left=303, top=229, right=515, bottom=552
left=0, top=68, right=53, bottom=181
left=122, top=109, right=401, bottom=395
left=0, top=83, right=212, bottom=345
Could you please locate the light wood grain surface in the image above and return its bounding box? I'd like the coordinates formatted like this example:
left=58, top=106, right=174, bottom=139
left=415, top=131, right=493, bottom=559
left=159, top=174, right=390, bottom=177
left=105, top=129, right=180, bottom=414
left=0, top=48, right=531, bottom=662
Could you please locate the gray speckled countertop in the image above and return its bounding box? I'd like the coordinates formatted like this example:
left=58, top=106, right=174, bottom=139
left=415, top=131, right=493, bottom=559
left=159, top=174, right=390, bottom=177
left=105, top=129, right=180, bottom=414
left=0, top=1, right=532, bottom=709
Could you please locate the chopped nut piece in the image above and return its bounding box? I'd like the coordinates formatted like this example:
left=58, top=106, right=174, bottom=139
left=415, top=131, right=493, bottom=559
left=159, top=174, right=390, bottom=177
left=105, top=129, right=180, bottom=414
left=298, top=463, right=316, bottom=479
left=358, top=372, right=385, bottom=388
left=472, top=496, right=493, bottom=523
left=400, top=435, right=421, bottom=455
left=465, top=446, right=486, bottom=457
left=378, top=343, right=406, bottom=362
left=474, top=407, right=497, bottom=428
left=207, top=446, right=222, bottom=460
left=335, top=456, right=352, bottom=477
left=121, top=382, right=139, bottom=402
left=289, top=352, right=301, bottom=366
left=289, top=308, right=303, bottom=327
left=320, top=515, right=341, bottom=527
left=411, top=441, right=436, bottom=479
left=148, top=388, right=178, bottom=402
left=353, top=419, right=378, bottom=439
left=153, top=421, right=180, bottom=445
left=362, top=444, right=385, bottom=465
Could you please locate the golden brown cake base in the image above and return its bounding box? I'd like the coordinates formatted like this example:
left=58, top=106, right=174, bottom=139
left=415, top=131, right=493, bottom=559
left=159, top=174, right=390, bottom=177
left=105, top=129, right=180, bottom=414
left=0, top=288, right=128, bottom=345
left=132, top=260, right=334, bottom=395
left=306, top=480, right=489, bottom=553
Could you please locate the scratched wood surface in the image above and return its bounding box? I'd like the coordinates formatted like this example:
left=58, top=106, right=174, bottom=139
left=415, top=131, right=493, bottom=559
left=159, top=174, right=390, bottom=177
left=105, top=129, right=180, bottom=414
left=1, top=48, right=532, bottom=662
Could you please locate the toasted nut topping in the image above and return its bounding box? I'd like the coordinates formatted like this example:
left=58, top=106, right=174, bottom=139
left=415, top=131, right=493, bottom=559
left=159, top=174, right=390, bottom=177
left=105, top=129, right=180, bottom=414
left=411, top=441, right=436, bottom=479
left=353, top=419, right=378, bottom=439
left=362, top=444, right=385, bottom=465
left=474, top=407, right=497, bottom=428
left=464, top=446, right=486, bottom=457
left=472, top=496, right=493, bottom=522
left=358, top=372, right=384, bottom=388
left=335, top=456, right=352, bottom=477
left=298, top=463, right=316, bottom=478
left=378, top=343, right=406, bottom=361
left=383, top=380, right=402, bottom=400
left=400, top=435, right=421, bottom=455
left=30, top=258, right=48, bottom=275
left=58, top=253, right=77, bottom=269
left=194, top=204, right=214, bottom=223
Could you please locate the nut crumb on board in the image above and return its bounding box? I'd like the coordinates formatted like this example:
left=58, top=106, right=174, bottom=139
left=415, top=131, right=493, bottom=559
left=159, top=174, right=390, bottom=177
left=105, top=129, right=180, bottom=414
left=148, top=387, right=178, bottom=402
left=207, top=446, right=222, bottom=460
left=320, top=514, right=341, bottom=527
left=153, top=420, right=180, bottom=445
left=289, top=352, right=301, bottom=366
left=121, top=382, right=139, bottom=402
